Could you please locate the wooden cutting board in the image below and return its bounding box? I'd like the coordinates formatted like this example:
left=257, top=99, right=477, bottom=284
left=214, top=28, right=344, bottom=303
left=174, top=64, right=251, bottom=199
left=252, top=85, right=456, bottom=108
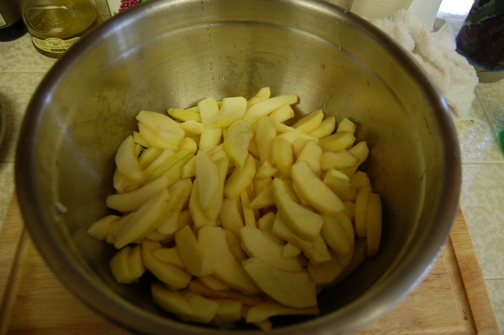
left=0, top=193, right=499, bottom=334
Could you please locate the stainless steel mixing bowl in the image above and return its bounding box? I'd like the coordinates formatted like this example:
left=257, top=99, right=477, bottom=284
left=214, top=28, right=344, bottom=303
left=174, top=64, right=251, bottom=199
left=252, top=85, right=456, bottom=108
left=15, top=0, right=461, bottom=333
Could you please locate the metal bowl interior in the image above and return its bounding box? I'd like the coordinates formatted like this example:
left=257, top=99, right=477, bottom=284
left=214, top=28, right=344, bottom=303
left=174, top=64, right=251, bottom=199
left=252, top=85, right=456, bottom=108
left=15, top=0, right=461, bottom=334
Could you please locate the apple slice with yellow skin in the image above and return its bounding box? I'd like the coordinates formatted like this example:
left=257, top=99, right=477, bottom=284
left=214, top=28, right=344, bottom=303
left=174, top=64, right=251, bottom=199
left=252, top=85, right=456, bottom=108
left=271, top=135, right=293, bottom=179
left=180, top=136, right=197, bottom=154
left=106, top=176, right=169, bottom=213
left=320, top=151, right=359, bottom=171
left=115, top=135, right=142, bottom=181
left=247, top=87, right=271, bottom=108
left=194, top=150, right=220, bottom=209
left=133, top=131, right=149, bottom=148
left=323, top=169, right=357, bottom=201
left=351, top=171, right=371, bottom=190
left=271, top=213, right=330, bottom=265
left=268, top=104, right=295, bottom=123
left=189, top=179, right=218, bottom=229
left=203, top=152, right=229, bottom=221
left=156, top=178, right=193, bottom=235
left=246, top=301, right=319, bottom=324
left=198, top=96, right=219, bottom=125
left=318, top=131, right=356, bottom=152
left=256, top=212, right=284, bottom=244
left=212, top=96, right=248, bottom=128
left=138, top=147, right=163, bottom=170
left=143, top=149, right=191, bottom=185
left=199, top=128, right=223, bottom=151
left=255, top=159, right=278, bottom=179
left=141, top=149, right=175, bottom=179
left=199, top=275, right=231, bottom=291
left=239, top=226, right=303, bottom=272
left=295, top=139, right=322, bottom=178
left=366, top=192, right=382, bottom=257
left=242, top=257, right=317, bottom=308
left=308, top=116, right=336, bottom=138
left=224, top=154, right=257, bottom=199
left=137, top=122, right=179, bottom=151
left=87, top=215, right=120, bottom=241
left=175, top=225, right=213, bottom=276
left=291, top=161, right=345, bottom=216
left=224, top=119, right=254, bottom=170
left=249, top=183, right=274, bottom=209
left=109, top=246, right=135, bottom=284
left=198, top=226, right=260, bottom=294
left=240, top=190, right=257, bottom=228
left=128, top=244, right=146, bottom=280
left=152, top=247, right=185, bottom=268
left=254, top=115, right=276, bottom=164
left=272, top=177, right=324, bottom=241
left=243, top=94, right=298, bottom=124
left=321, top=215, right=351, bottom=257
left=336, top=117, right=357, bottom=134
left=168, top=106, right=201, bottom=122
left=180, top=120, right=205, bottom=137
left=283, top=242, right=302, bottom=258
left=307, top=248, right=345, bottom=287
left=136, top=110, right=185, bottom=148
left=219, top=197, right=245, bottom=235
left=151, top=283, right=192, bottom=317
left=181, top=289, right=220, bottom=324
left=114, top=188, right=170, bottom=249
left=211, top=299, right=243, bottom=325
left=293, top=109, right=324, bottom=133
left=142, top=239, right=192, bottom=289
left=156, top=151, right=190, bottom=187
left=354, top=186, right=372, bottom=238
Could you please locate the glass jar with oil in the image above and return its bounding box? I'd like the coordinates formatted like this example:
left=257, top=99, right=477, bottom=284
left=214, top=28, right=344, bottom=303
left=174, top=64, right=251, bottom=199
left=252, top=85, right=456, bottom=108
left=21, top=0, right=98, bottom=58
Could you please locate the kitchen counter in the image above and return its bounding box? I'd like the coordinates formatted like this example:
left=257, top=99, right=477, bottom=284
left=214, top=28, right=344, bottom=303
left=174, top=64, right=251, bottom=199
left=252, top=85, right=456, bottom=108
left=0, top=1, right=502, bottom=334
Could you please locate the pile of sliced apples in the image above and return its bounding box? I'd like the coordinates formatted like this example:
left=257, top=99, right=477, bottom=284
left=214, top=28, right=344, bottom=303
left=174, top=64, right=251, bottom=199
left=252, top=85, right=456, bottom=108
left=87, top=87, right=382, bottom=330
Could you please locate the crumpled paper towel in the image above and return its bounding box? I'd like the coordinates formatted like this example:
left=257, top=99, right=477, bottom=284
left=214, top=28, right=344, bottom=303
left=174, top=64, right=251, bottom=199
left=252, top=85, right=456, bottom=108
left=369, top=10, right=479, bottom=119
left=324, top=0, right=479, bottom=119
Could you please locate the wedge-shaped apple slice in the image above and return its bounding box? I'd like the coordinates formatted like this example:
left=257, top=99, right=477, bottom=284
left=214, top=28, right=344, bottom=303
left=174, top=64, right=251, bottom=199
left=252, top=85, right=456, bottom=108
left=212, top=96, right=248, bottom=128
left=189, top=179, right=218, bottom=229
left=321, top=215, right=351, bottom=257
left=223, top=229, right=249, bottom=263
left=198, top=226, right=260, bottom=294
left=323, top=169, right=357, bottom=201
left=256, top=212, right=283, bottom=244
left=309, top=116, right=336, bottom=138
left=366, top=192, right=382, bottom=257
left=211, top=298, right=243, bottom=325
left=219, top=197, right=245, bottom=234
left=110, top=246, right=135, bottom=284
left=291, top=161, right=345, bottom=216
left=249, top=183, right=274, bottom=209
left=354, top=186, right=372, bottom=238
left=142, top=239, right=191, bottom=289
left=106, top=176, right=169, bottom=213
left=143, top=148, right=191, bottom=185
left=114, top=188, right=170, bottom=249
left=151, top=283, right=192, bottom=317
left=198, top=96, right=220, bottom=125
left=138, top=147, right=164, bottom=170
left=307, top=248, right=345, bottom=287
left=243, top=94, right=298, bottom=125
left=199, top=275, right=231, bottom=291
left=168, top=106, right=201, bottom=122
left=203, top=152, right=229, bottom=221
left=175, top=225, right=213, bottom=277
left=246, top=301, right=319, bottom=324
left=128, top=244, right=146, bottom=280
left=283, top=242, right=302, bottom=258
left=240, top=226, right=303, bottom=272
left=268, top=104, right=295, bottom=123
left=224, top=154, right=256, bottom=199
left=199, top=128, right=223, bottom=151
left=87, top=215, right=120, bottom=241
left=137, top=123, right=178, bottom=151
left=141, top=149, right=175, bottom=179
left=320, top=151, right=359, bottom=171
left=187, top=279, right=264, bottom=306
left=255, top=159, right=278, bottom=179
left=318, top=131, right=356, bottom=152
left=272, top=213, right=330, bottom=265
left=272, top=177, right=323, bottom=241
left=271, top=135, right=293, bottom=179
left=293, top=109, right=324, bottom=134
left=351, top=170, right=371, bottom=190
left=156, top=179, right=193, bottom=235
left=336, top=117, right=357, bottom=134
left=181, top=289, right=221, bottom=323
left=152, top=247, right=185, bottom=268
left=136, top=110, right=185, bottom=148
left=194, top=150, right=220, bottom=209
left=243, top=257, right=317, bottom=308
left=247, top=87, right=271, bottom=108
left=115, top=135, right=142, bottom=181
left=224, top=119, right=254, bottom=170
left=295, top=139, right=322, bottom=178
left=180, top=120, right=205, bottom=137
left=254, top=115, right=276, bottom=164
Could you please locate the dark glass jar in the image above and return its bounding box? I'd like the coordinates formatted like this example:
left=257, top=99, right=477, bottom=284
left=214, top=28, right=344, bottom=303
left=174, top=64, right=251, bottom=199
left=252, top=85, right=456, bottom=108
left=0, top=0, right=28, bottom=41
left=456, top=0, right=504, bottom=82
